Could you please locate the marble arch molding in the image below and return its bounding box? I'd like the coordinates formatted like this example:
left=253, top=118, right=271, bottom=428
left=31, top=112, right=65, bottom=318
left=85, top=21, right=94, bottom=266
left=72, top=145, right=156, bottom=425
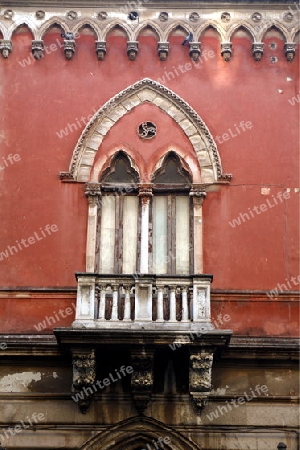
left=61, top=78, right=232, bottom=184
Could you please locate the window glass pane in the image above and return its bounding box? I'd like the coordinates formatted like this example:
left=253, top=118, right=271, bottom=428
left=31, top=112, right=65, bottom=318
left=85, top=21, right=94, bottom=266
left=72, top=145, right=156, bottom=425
left=153, top=196, right=168, bottom=274
left=123, top=196, right=138, bottom=273
left=176, top=196, right=190, bottom=274
left=99, top=196, right=116, bottom=273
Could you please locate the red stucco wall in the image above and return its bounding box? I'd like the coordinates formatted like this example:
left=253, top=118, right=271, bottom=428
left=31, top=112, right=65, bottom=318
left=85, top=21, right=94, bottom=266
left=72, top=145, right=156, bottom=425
left=0, top=27, right=299, bottom=335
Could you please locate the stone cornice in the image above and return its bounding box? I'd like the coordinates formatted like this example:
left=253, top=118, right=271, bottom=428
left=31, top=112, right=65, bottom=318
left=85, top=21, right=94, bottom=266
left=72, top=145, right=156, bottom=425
left=0, top=1, right=297, bottom=7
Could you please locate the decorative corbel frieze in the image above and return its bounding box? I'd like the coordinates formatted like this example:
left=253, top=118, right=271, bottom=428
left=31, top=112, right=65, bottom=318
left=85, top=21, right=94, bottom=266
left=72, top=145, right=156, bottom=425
left=0, top=40, right=12, bottom=58
left=64, top=39, right=76, bottom=60
left=252, top=43, right=264, bottom=61
left=189, top=42, right=201, bottom=61
left=284, top=43, right=296, bottom=62
left=157, top=42, right=169, bottom=61
left=127, top=41, right=138, bottom=60
left=221, top=42, right=232, bottom=62
left=189, top=349, right=214, bottom=414
left=95, top=41, right=106, bottom=60
left=32, top=40, right=44, bottom=60
left=72, top=349, right=96, bottom=414
left=131, top=349, right=154, bottom=415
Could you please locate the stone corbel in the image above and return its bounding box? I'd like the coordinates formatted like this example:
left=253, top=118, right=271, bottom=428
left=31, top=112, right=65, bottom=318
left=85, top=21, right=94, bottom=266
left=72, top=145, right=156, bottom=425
left=131, top=348, right=154, bottom=415
left=284, top=43, right=296, bottom=62
left=0, top=40, right=12, bottom=58
left=95, top=41, right=106, bottom=60
left=72, top=349, right=96, bottom=414
left=189, top=349, right=214, bottom=414
left=64, top=39, right=76, bottom=60
left=219, top=173, right=233, bottom=182
left=157, top=42, right=169, bottom=61
left=189, top=42, right=201, bottom=61
left=32, top=40, right=44, bottom=60
left=127, top=41, right=138, bottom=60
left=221, top=42, right=232, bottom=62
left=252, top=43, right=264, bottom=61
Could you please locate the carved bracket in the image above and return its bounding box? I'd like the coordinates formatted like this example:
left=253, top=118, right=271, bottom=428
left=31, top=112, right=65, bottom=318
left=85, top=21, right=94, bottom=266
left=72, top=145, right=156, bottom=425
left=284, top=43, right=296, bottom=62
left=32, top=40, right=44, bottom=60
left=189, top=42, right=201, bottom=61
left=72, top=349, right=96, bottom=414
left=252, top=43, right=264, bottom=62
left=0, top=40, right=12, bottom=58
left=95, top=41, right=106, bottom=60
left=64, top=39, right=76, bottom=60
left=221, top=42, right=232, bottom=62
left=189, top=349, right=214, bottom=414
left=157, top=42, right=169, bottom=61
left=131, top=349, right=154, bottom=415
left=219, top=173, right=233, bottom=181
left=127, top=41, right=138, bottom=60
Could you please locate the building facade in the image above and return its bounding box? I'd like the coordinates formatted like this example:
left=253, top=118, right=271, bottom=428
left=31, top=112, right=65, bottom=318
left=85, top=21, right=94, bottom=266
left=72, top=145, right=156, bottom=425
left=0, top=1, right=299, bottom=449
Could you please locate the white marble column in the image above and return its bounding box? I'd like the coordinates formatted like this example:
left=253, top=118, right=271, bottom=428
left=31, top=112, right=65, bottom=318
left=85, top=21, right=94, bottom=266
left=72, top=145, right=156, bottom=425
left=181, top=286, right=189, bottom=321
left=85, top=183, right=101, bottom=273
left=111, top=284, right=119, bottom=320
left=138, top=184, right=153, bottom=274
left=123, top=285, right=131, bottom=321
left=156, top=286, right=164, bottom=322
left=189, top=186, right=206, bottom=274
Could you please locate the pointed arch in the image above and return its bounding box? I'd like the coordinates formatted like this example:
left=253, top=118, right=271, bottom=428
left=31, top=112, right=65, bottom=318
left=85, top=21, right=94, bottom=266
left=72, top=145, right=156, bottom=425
left=99, top=149, right=140, bottom=183
left=103, top=21, right=133, bottom=41
left=72, top=20, right=101, bottom=40
left=9, top=21, right=36, bottom=40
left=259, top=21, right=289, bottom=42
left=78, top=416, right=201, bottom=450
left=135, top=21, right=162, bottom=41
left=226, top=21, right=256, bottom=42
left=67, top=78, right=225, bottom=184
left=164, top=21, right=194, bottom=41
left=39, top=17, right=69, bottom=40
left=197, top=21, right=225, bottom=41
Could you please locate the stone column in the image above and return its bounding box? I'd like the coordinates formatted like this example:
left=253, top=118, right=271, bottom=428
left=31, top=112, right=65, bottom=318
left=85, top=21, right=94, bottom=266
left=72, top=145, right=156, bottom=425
left=85, top=183, right=101, bottom=273
left=138, top=184, right=153, bottom=274
left=189, top=185, right=206, bottom=274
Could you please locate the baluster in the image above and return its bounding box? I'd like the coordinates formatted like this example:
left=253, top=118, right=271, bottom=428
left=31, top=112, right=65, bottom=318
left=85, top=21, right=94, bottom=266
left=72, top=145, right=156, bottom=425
left=97, top=284, right=106, bottom=320
left=169, top=286, right=176, bottom=321
left=181, top=286, right=189, bottom=321
left=111, top=284, right=119, bottom=320
left=156, top=286, right=164, bottom=322
left=124, top=285, right=131, bottom=321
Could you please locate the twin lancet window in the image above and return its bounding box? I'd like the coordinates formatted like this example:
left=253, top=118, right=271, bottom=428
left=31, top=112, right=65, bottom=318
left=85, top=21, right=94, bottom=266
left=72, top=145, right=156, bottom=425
left=96, top=151, right=193, bottom=276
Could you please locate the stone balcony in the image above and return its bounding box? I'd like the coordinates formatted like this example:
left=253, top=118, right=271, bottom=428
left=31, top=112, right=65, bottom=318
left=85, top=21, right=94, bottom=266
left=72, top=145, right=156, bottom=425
left=72, top=273, right=215, bottom=331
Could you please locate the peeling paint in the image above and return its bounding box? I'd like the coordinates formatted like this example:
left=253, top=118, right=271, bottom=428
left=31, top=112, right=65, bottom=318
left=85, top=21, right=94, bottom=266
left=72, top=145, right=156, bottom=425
left=0, top=371, right=42, bottom=392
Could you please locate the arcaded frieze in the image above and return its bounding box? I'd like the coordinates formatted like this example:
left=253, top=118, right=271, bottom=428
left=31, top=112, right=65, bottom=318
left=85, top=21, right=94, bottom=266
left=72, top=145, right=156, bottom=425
left=0, top=3, right=299, bottom=43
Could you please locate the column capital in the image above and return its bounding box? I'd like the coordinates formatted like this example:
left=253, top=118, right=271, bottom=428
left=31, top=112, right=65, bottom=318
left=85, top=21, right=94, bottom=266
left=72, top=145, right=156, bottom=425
left=138, top=183, right=153, bottom=199
left=85, top=182, right=102, bottom=204
left=189, top=185, right=207, bottom=205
